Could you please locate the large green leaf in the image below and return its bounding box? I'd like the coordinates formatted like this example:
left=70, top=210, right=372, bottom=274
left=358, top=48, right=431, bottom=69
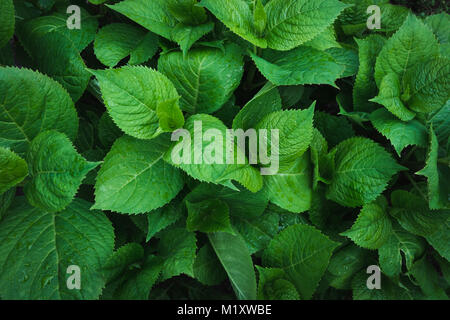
left=158, top=44, right=244, bottom=114
left=93, top=135, right=184, bottom=214
left=0, top=198, right=114, bottom=299
left=90, top=66, right=184, bottom=139
left=250, top=46, right=344, bottom=86
left=0, top=67, right=78, bottom=156
left=24, top=131, right=99, bottom=212
left=263, top=224, right=338, bottom=299
left=0, top=147, right=28, bottom=195
left=208, top=231, right=257, bottom=300
left=264, top=0, right=349, bottom=51
left=326, top=137, right=406, bottom=207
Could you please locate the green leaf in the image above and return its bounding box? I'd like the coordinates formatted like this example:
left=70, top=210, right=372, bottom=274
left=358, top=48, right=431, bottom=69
left=264, top=0, right=349, bottom=51
left=167, top=0, right=207, bottom=25
left=186, top=198, right=234, bottom=234
left=93, top=135, right=184, bottom=214
left=256, top=267, right=300, bottom=300
left=390, top=190, right=448, bottom=237
left=326, top=137, right=406, bottom=207
left=146, top=200, right=184, bottom=241
left=341, top=196, right=392, bottom=249
left=208, top=231, right=257, bottom=300
left=250, top=46, right=344, bottom=86
left=255, top=104, right=315, bottom=169
left=0, top=0, right=14, bottom=49
left=374, top=14, right=440, bottom=86
left=325, top=47, right=359, bottom=78
left=253, top=0, right=267, bottom=37
left=164, top=114, right=263, bottom=193
left=378, top=222, right=426, bottom=278
left=157, top=227, right=197, bottom=280
left=232, top=82, right=282, bottom=130
left=430, top=100, right=450, bottom=145
left=158, top=44, right=244, bottom=114
left=0, top=187, right=15, bottom=220
left=17, top=28, right=91, bottom=102
left=24, top=131, right=99, bottom=212
left=0, top=67, right=78, bottom=156
left=19, top=8, right=98, bottom=52
left=193, top=244, right=227, bottom=286
left=416, top=126, right=450, bottom=210
left=90, top=66, right=184, bottom=139
left=171, top=22, right=214, bottom=55
left=263, top=224, right=338, bottom=299
left=426, top=217, right=450, bottom=261
left=94, top=23, right=158, bottom=67
left=410, top=256, right=448, bottom=299
left=0, top=147, right=28, bottom=195
left=370, top=73, right=415, bottom=121
left=353, top=35, right=387, bottom=112
left=314, top=112, right=355, bottom=148
left=199, top=0, right=267, bottom=48
left=263, top=153, right=312, bottom=213
left=303, top=26, right=340, bottom=51
left=425, top=13, right=450, bottom=45
left=370, top=108, right=428, bottom=156
left=103, top=243, right=144, bottom=283
left=0, top=198, right=114, bottom=299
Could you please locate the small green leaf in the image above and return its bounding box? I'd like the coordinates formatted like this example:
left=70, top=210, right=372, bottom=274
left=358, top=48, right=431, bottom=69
left=0, top=147, right=28, bottom=195
left=186, top=198, right=234, bottom=234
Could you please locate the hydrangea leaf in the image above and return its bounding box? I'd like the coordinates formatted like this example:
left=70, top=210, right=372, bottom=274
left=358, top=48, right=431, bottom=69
left=410, top=256, right=448, bottom=299
left=426, top=218, right=450, bottom=261
left=158, top=44, right=244, bottom=114
left=208, top=231, right=257, bottom=300
left=370, top=73, right=416, bottom=121
left=93, top=135, right=184, bottom=214
left=429, top=100, right=450, bottom=145
left=341, top=196, right=392, bottom=249
left=0, top=198, right=114, bottom=299
left=193, top=244, right=227, bottom=286
left=424, top=13, right=450, bottom=45
left=325, top=47, right=359, bottom=78
left=94, top=23, right=158, bottom=67
left=164, top=114, right=263, bottom=193
left=0, top=67, right=78, bottom=156
left=378, top=222, right=426, bottom=278
left=326, top=137, right=406, bottom=207
left=303, top=26, right=340, bottom=51
left=250, top=46, right=344, bottom=86
left=263, top=224, right=339, bottom=299
left=186, top=198, right=234, bottom=234
left=370, top=108, right=428, bottom=156
left=416, top=126, right=450, bottom=210
left=167, top=0, right=208, bottom=25
left=146, top=200, right=184, bottom=241
left=264, top=0, right=349, bottom=51
left=314, top=112, right=355, bottom=149
left=157, top=227, right=197, bottom=280
left=24, top=131, right=99, bottom=212
left=374, top=14, right=440, bottom=86
left=0, top=0, right=14, bottom=49
left=0, top=147, right=28, bottom=195
left=90, top=66, right=184, bottom=139
left=171, top=22, right=214, bottom=55
left=256, top=267, right=300, bottom=300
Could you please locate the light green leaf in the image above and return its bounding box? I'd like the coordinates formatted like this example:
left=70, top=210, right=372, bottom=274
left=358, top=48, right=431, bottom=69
left=416, top=126, right=450, bottom=210
left=370, top=108, right=428, bottom=156
left=186, top=198, right=234, bottom=234
left=232, top=82, right=282, bottom=130
left=341, top=196, right=392, bottom=249
left=263, top=153, right=312, bottom=213
left=0, top=147, right=28, bottom=195
left=256, top=267, right=300, bottom=300
left=390, top=190, right=448, bottom=237
left=24, top=131, right=99, bottom=212
left=370, top=73, right=415, bottom=121
left=158, top=44, right=244, bottom=114
left=325, top=47, right=359, bottom=78
left=0, top=198, right=114, bottom=299
left=378, top=223, right=426, bottom=278
left=90, top=66, right=184, bottom=139
left=199, top=0, right=267, bottom=48
left=374, top=14, right=440, bottom=86
left=164, top=114, right=263, bottom=193
left=157, top=227, right=197, bottom=280
left=353, top=35, right=387, bottom=112
left=263, top=224, right=338, bottom=299
left=208, top=231, right=257, bottom=300
left=93, top=135, right=184, bottom=214
left=326, top=137, right=406, bottom=207
left=0, top=67, right=78, bottom=156
left=0, top=0, right=14, bottom=48
left=94, top=23, right=158, bottom=67
left=193, top=244, right=227, bottom=286
left=171, top=22, right=214, bottom=55
left=264, top=0, right=349, bottom=51
left=250, top=46, right=344, bottom=86
left=303, top=26, right=341, bottom=51
left=255, top=104, right=315, bottom=169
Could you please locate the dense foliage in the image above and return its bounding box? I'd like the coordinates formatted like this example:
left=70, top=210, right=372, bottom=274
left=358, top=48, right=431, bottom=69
left=0, top=0, right=448, bottom=300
